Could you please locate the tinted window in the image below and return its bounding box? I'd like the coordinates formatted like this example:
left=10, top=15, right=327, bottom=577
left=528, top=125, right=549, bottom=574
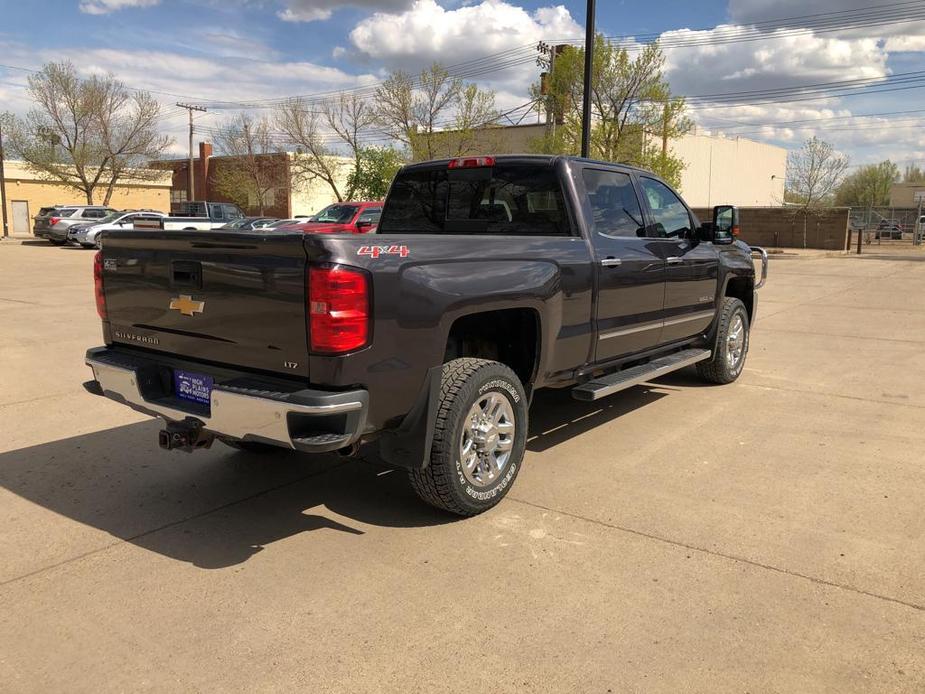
left=210, top=204, right=225, bottom=220
left=582, top=169, right=645, bottom=238
left=639, top=178, right=692, bottom=238
left=311, top=204, right=359, bottom=224
left=379, top=164, right=571, bottom=236
left=57, top=208, right=78, bottom=217
left=357, top=208, right=382, bottom=223
left=223, top=204, right=243, bottom=220
left=83, top=209, right=110, bottom=219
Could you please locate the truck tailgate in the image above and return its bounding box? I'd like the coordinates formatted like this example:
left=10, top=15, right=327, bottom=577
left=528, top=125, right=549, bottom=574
left=100, top=230, right=309, bottom=378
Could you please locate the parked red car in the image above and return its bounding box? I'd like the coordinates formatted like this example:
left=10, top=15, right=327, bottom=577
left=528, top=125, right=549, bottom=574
left=287, top=202, right=383, bottom=234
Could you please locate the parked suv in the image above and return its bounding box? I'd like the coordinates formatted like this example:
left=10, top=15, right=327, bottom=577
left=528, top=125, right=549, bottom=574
left=36, top=206, right=117, bottom=244
left=68, top=210, right=167, bottom=248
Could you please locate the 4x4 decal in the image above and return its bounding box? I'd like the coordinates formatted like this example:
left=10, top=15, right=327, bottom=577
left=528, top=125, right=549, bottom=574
left=357, top=245, right=410, bottom=259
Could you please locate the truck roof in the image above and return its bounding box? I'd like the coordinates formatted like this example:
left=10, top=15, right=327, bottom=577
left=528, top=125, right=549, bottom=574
left=400, top=154, right=655, bottom=177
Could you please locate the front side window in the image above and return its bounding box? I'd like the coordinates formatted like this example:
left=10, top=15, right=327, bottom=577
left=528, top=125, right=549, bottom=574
left=639, top=177, right=692, bottom=238
left=582, top=169, right=645, bottom=238
left=378, top=163, right=571, bottom=236
left=357, top=208, right=382, bottom=224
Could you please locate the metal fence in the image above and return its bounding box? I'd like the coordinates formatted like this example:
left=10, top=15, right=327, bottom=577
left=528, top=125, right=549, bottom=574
left=849, top=207, right=925, bottom=246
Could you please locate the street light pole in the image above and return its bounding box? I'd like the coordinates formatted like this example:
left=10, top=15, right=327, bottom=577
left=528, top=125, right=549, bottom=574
left=580, top=0, right=596, bottom=158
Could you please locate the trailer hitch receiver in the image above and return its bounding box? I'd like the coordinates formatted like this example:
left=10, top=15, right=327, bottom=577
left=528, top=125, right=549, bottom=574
left=158, top=417, right=214, bottom=453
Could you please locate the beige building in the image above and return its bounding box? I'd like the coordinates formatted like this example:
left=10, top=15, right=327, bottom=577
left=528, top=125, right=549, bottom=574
left=418, top=123, right=787, bottom=208
left=889, top=182, right=925, bottom=208
left=2, top=160, right=172, bottom=237
left=667, top=130, right=787, bottom=208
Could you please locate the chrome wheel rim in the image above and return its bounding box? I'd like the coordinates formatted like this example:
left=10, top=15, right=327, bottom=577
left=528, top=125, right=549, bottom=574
left=726, top=313, right=746, bottom=370
left=459, top=392, right=516, bottom=488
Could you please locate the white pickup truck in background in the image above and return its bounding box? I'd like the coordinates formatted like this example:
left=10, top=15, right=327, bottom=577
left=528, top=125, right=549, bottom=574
left=155, top=202, right=246, bottom=231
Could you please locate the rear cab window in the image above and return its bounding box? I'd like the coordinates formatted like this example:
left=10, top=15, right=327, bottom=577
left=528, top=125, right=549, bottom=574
left=378, top=162, right=572, bottom=236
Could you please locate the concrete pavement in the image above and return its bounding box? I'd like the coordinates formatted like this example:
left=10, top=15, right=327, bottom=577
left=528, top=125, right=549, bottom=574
left=1, top=242, right=923, bottom=692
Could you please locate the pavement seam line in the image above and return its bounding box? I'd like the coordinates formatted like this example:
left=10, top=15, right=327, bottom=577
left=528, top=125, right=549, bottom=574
left=507, top=496, right=924, bottom=612
left=740, top=381, right=925, bottom=410
left=0, top=459, right=352, bottom=589
left=757, top=327, right=925, bottom=346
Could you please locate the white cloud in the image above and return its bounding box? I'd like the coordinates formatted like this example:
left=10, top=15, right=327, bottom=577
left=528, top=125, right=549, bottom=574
left=884, top=35, right=925, bottom=52
left=662, top=25, right=887, bottom=98
left=277, top=0, right=412, bottom=23
left=346, top=0, right=581, bottom=108
left=349, top=0, right=580, bottom=68
left=79, top=0, right=159, bottom=15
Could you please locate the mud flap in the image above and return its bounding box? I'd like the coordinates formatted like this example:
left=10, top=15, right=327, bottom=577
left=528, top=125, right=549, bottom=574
left=378, top=365, right=442, bottom=470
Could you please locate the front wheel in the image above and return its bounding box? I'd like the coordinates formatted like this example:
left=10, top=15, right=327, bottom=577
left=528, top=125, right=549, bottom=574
left=697, top=297, right=750, bottom=384
left=409, top=358, right=528, bottom=516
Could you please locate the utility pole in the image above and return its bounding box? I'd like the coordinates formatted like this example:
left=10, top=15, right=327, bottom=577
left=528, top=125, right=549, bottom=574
left=0, top=119, right=8, bottom=237
left=176, top=103, right=206, bottom=201
left=580, top=0, right=596, bottom=158
left=537, top=42, right=568, bottom=139
left=661, top=103, right=669, bottom=158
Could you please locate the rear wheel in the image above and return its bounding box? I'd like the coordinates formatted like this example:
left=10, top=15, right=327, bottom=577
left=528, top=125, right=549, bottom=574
left=409, top=358, right=527, bottom=516
left=697, top=297, right=750, bottom=384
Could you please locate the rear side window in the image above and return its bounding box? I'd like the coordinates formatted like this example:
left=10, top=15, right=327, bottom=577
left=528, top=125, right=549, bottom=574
left=82, top=209, right=108, bottom=219
left=379, top=163, right=571, bottom=236
left=57, top=208, right=78, bottom=217
left=582, top=169, right=645, bottom=238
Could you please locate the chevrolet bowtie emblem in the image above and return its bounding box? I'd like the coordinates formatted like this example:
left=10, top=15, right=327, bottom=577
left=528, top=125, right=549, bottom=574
left=169, top=294, right=205, bottom=316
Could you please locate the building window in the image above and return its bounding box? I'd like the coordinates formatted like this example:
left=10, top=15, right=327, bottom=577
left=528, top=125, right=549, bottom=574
left=171, top=189, right=188, bottom=203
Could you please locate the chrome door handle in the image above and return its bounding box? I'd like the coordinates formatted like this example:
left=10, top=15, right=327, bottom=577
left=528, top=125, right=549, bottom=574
left=600, top=258, right=622, bottom=267
left=666, top=256, right=683, bottom=265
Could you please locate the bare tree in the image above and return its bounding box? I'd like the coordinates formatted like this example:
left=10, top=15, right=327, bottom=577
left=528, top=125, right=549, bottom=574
left=4, top=61, right=170, bottom=204
left=787, top=136, right=849, bottom=247
left=322, top=93, right=375, bottom=198
left=276, top=99, right=346, bottom=201
left=212, top=113, right=287, bottom=215
left=375, top=63, right=498, bottom=161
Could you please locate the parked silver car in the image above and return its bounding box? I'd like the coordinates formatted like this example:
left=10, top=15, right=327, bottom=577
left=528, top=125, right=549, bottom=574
left=68, top=210, right=167, bottom=248
left=38, top=206, right=117, bottom=244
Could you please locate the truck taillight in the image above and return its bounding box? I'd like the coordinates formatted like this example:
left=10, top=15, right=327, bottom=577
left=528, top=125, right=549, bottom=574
left=93, top=251, right=107, bottom=320
left=308, top=265, right=369, bottom=353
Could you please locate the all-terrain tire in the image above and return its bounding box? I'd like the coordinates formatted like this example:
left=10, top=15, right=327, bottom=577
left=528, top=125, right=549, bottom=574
left=697, top=296, right=750, bottom=384
left=409, top=358, right=528, bottom=516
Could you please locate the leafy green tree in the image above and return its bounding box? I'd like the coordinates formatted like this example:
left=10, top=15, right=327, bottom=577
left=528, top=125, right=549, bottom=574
left=835, top=160, right=898, bottom=208
left=530, top=38, right=691, bottom=187
left=346, top=147, right=405, bottom=200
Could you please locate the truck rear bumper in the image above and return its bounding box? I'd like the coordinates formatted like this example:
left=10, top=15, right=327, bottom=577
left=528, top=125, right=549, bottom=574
left=84, top=347, right=368, bottom=453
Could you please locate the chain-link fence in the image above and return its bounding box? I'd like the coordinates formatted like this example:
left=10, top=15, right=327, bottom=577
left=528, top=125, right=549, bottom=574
left=849, top=206, right=925, bottom=246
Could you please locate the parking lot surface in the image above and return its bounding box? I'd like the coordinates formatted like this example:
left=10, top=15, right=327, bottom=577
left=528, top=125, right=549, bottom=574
left=1, top=242, right=924, bottom=692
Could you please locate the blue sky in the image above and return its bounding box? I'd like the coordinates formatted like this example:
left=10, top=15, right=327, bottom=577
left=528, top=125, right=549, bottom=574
left=1, top=0, right=924, bottom=168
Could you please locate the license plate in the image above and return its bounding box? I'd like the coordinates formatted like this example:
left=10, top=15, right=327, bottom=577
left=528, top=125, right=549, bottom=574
left=174, top=370, right=213, bottom=405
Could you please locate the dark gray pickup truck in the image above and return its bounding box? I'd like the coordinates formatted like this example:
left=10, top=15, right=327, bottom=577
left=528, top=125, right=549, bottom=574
left=85, top=155, right=767, bottom=515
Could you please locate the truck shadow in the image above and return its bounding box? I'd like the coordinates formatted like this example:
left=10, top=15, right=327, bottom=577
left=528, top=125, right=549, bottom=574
left=2, top=377, right=684, bottom=571
left=0, top=421, right=449, bottom=570
left=527, top=383, right=671, bottom=452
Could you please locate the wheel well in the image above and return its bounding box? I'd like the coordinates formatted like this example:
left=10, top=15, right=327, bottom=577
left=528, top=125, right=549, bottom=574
left=725, top=276, right=754, bottom=321
left=444, top=309, right=540, bottom=387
